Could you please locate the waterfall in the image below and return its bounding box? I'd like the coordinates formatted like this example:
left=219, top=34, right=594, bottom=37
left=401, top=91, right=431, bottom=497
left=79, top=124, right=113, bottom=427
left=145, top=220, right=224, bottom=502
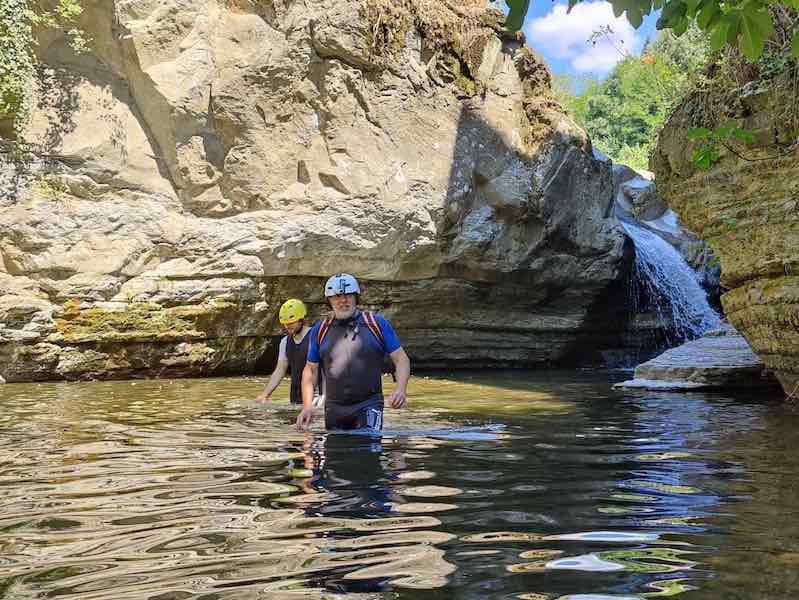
left=620, top=219, right=720, bottom=342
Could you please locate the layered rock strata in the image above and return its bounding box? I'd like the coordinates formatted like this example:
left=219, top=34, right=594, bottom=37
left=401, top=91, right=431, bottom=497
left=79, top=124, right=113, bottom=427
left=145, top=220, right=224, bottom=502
left=653, top=87, right=799, bottom=396
left=1, top=0, right=632, bottom=381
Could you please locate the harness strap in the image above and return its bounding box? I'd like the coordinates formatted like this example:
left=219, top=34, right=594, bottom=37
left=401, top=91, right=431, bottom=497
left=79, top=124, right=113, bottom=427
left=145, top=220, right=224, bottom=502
left=317, top=311, right=386, bottom=351
left=362, top=311, right=386, bottom=349
left=316, top=316, right=334, bottom=347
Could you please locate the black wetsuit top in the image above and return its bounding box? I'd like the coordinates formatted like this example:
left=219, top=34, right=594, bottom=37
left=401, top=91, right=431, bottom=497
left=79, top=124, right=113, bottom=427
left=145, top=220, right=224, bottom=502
left=286, top=331, right=312, bottom=405
left=316, top=313, right=387, bottom=430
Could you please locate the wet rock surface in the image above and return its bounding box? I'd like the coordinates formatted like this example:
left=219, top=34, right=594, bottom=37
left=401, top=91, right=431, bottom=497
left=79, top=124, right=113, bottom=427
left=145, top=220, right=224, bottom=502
left=615, top=324, right=778, bottom=391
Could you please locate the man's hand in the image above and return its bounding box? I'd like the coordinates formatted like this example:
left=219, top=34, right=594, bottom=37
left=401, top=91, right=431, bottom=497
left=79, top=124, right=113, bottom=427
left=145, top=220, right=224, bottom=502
left=296, top=407, right=315, bottom=431
left=255, top=391, right=270, bottom=403
left=387, top=387, right=407, bottom=409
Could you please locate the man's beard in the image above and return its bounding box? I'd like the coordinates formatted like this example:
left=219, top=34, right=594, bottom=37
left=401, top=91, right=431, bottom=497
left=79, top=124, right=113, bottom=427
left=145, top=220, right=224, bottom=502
left=333, top=306, right=356, bottom=320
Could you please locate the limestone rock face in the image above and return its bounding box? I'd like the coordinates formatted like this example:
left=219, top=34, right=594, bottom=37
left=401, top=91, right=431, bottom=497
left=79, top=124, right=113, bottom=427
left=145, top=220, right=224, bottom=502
left=653, top=90, right=799, bottom=396
left=0, top=0, right=631, bottom=381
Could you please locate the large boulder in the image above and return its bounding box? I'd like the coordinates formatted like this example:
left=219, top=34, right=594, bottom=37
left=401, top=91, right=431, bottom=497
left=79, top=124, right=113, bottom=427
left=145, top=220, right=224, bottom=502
left=0, top=0, right=631, bottom=381
left=653, top=79, right=799, bottom=396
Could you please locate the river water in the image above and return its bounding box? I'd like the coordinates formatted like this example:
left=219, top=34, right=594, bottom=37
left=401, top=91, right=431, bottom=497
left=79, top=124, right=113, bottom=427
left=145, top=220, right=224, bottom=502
left=1, top=371, right=797, bottom=599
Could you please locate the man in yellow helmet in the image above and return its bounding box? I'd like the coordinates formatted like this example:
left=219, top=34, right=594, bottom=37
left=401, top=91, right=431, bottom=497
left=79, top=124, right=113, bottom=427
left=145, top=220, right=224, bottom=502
left=256, top=299, right=323, bottom=406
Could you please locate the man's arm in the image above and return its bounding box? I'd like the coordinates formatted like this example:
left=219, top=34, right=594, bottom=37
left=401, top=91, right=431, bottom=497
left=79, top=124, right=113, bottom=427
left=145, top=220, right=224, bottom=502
left=296, top=361, right=319, bottom=430
left=256, top=359, right=288, bottom=401
left=386, top=347, right=410, bottom=409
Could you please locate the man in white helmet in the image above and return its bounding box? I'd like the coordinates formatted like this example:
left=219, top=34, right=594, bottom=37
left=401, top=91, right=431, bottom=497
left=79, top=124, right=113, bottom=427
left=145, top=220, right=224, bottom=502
left=296, top=273, right=410, bottom=431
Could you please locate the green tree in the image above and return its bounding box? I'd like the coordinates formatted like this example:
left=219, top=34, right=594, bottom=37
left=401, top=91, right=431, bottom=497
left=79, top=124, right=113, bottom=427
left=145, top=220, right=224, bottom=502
left=555, top=26, right=710, bottom=170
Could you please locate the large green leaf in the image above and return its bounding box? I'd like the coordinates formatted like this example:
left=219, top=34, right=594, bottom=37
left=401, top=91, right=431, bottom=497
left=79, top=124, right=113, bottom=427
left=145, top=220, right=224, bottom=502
left=725, top=12, right=741, bottom=44
left=793, top=29, right=799, bottom=58
left=611, top=0, right=628, bottom=18
left=627, top=4, right=644, bottom=27
left=696, top=1, right=720, bottom=29
left=692, top=144, right=720, bottom=170
left=683, top=0, right=702, bottom=16
left=672, top=16, right=690, bottom=35
left=709, top=20, right=729, bottom=51
left=738, top=8, right=773, bottom=60
left=656, top=0, right=687, bottom=29
left=505, top=0, right=531, bottom=32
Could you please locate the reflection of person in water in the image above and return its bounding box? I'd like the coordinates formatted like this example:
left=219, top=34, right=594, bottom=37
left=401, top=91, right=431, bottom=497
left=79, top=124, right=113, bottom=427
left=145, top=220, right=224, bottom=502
left=299, top=433, right=397, bottom=517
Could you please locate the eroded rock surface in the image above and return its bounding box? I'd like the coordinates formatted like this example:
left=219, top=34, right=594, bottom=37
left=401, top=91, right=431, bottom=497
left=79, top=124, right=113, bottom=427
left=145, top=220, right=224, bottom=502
left=653, top=86, right=799, bottom=396
left=1, top=0, right=632, bottom=381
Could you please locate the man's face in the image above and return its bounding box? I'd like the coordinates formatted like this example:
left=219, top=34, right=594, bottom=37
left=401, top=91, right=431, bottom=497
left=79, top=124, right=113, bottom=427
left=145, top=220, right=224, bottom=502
left=284, top=320, right=304, bottom=336
left=329, top=293, right=357, bottom=319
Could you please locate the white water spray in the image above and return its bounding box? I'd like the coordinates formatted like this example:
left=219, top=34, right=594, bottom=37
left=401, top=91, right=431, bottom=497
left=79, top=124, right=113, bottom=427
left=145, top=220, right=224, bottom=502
left=620, top=219, right=720, bottom=341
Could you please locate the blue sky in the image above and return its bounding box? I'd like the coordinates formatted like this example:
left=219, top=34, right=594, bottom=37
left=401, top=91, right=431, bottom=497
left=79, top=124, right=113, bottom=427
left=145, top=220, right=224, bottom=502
left=521, top=0, right=660, bottom=78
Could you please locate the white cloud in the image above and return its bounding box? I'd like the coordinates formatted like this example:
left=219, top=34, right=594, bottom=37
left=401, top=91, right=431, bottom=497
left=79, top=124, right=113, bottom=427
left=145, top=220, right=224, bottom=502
left=525, top=1, right=645, bottom=74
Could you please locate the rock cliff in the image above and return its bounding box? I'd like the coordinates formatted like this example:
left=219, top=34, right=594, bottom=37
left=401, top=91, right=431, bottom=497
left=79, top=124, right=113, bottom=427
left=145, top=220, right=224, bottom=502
left=1, top=0, right=633, bottom=381
left=653, top=73, right=799, bottom=396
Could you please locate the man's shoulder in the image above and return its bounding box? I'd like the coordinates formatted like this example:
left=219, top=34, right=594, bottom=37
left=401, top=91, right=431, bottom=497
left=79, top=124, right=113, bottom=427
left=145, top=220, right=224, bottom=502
left=368, top=312, right=395, bottom=330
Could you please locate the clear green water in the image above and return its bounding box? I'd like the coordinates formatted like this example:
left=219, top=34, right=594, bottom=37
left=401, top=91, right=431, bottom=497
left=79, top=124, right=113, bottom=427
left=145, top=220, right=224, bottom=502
left=1, top=371, right=797, bottom=599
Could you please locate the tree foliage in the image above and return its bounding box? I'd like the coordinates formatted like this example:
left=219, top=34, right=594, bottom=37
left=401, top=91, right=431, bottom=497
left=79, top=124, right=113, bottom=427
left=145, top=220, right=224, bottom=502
left=554, top=26, right=710, bottom=170
left=505, top=0, right=799, bottom=61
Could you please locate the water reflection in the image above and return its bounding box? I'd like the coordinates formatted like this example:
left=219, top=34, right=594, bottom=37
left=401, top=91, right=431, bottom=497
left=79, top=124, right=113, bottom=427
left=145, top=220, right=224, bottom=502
left=0, top=373, right=796, bottom=599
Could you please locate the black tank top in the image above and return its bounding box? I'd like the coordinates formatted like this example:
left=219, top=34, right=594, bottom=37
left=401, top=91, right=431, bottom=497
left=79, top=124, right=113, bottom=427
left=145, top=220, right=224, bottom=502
left=286, top=331, right=312, bottom=404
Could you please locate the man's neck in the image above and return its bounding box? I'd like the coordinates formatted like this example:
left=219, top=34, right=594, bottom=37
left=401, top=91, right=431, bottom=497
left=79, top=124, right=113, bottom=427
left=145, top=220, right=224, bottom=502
left=292, top=325, right=310, bottom=342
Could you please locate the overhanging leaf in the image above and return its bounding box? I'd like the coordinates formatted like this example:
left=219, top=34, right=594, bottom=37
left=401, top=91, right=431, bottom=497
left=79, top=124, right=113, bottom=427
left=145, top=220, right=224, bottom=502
left=696, top=2, right=720, bottom=30
left=611, top=0, right=628, bottom=18
left=683, top=0, right=702, bottom=15
left=725, top=13, right=741, bottom=44
left=672, top=16, right=690, bottom=35
left=627, top=5, right=644, bottom=28
left=709, top=21, right=729, bottom=51
left=793, top=29, right=799, bottom=58
left=505, top=0, right=531, bottom=32
left=739, top=8, right=773, bottom=60
left=657, top=0, right=687, bottom=28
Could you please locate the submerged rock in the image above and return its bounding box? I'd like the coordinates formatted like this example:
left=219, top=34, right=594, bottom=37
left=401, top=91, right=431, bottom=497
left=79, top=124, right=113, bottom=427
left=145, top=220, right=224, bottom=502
left=615, top=324, right=778, bottom=391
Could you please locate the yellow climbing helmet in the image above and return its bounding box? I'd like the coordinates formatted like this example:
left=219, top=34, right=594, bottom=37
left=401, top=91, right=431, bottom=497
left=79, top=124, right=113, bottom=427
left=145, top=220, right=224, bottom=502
left=279, top=298, right=307, bottom=324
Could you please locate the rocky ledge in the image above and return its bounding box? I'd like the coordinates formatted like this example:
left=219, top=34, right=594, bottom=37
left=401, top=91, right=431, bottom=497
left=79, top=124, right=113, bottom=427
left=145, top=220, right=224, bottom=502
left=615, top=324, right=778, bottom=391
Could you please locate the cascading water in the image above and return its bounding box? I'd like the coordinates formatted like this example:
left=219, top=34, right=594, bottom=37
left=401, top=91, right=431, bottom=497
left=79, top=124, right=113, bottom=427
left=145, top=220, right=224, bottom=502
left=620, top=219, right=720, bottom=343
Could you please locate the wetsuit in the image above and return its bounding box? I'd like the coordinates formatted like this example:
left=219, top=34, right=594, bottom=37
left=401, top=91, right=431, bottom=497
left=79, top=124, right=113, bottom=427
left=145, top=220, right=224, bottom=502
left=279, top=330, right=321, bottom=404
left=307, top=311, right=401, bottom=431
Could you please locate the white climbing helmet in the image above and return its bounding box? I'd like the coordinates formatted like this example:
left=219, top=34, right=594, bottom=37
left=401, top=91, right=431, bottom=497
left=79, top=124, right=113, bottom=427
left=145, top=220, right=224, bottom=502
left=324, top=273, right=361, bottom=297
